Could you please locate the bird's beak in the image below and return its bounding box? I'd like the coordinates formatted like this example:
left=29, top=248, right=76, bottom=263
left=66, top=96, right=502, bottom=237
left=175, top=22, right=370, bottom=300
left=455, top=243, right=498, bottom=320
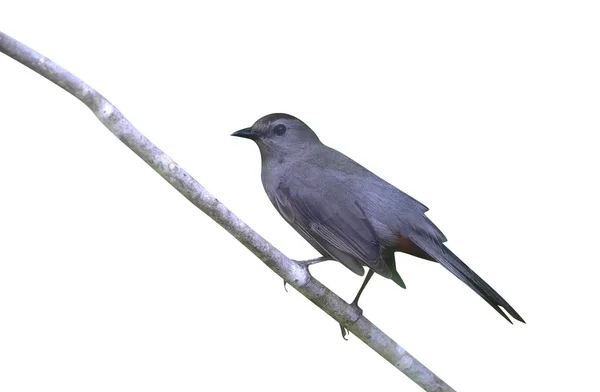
left=231, top=127, right=256, bottom=140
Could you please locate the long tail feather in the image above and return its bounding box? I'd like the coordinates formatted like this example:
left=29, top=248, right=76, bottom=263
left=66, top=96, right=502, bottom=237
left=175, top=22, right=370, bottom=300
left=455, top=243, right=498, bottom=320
left=409, top=234, right=525, bottom=323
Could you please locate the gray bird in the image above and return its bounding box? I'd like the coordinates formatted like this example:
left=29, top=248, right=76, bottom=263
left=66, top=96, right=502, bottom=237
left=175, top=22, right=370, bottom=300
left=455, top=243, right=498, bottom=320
left=232, top=113, right=524, bottom=337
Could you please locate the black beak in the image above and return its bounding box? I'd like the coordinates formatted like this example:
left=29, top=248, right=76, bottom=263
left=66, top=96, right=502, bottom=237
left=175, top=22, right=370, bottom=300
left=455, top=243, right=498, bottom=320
left=231, top=127, right=256, bottom=140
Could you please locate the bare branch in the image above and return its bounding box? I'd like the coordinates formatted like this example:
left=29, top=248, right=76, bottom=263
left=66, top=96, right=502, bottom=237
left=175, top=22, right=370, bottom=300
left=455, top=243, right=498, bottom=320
left=0, top=31, right=455, bottom=392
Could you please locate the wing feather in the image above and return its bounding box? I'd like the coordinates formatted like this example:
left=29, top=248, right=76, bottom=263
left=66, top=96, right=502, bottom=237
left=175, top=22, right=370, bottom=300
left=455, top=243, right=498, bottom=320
left=273, top=181, right=390, bottom=277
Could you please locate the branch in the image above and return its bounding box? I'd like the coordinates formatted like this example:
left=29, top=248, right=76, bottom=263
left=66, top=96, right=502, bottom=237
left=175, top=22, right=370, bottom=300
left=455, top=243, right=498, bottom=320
left=0, top=31, right=455, bottom=392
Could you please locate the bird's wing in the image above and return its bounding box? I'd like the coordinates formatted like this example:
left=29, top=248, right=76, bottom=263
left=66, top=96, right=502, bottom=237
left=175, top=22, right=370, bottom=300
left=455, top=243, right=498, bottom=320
left=273, top=181, right=390, bottom=277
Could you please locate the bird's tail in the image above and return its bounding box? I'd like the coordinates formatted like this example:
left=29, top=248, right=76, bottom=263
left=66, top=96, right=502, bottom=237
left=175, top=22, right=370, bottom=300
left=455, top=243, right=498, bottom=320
left=409, top=234, right=525, bottom=323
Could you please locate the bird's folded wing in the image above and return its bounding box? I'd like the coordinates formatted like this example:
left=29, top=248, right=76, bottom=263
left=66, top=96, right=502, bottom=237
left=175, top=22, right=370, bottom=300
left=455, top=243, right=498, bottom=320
left=274, top=183, right=388, bottom=277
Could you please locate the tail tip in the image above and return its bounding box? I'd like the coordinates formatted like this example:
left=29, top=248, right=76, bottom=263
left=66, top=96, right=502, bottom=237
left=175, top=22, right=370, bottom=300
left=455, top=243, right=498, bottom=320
left=501, top=306, right=526, bottom=324
left=392, top=272, right=406, bottom=289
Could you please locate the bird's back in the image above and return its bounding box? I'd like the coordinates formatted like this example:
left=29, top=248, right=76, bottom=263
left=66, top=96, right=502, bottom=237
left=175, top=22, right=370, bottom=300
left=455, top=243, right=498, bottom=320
left=308, top=144, right=446, bottom=243
left=262, top=142, right=446, bottom=250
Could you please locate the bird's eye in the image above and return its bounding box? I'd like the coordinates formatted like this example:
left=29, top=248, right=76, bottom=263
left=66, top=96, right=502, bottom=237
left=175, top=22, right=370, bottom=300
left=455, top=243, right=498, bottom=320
left=273, top=124, right=287, bottom=136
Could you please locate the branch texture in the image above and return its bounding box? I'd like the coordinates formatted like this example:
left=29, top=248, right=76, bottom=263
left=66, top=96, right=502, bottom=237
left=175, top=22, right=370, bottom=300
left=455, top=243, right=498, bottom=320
left=0, top=31, right=455, bottom=392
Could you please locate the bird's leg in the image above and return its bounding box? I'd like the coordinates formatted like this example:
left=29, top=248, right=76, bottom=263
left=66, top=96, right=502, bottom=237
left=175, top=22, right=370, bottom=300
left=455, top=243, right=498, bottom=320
left=295, top=255, right=330, bottom=266
left=340, top=269, right=375, bottom=340
left=283, top=256, right=331, bottom=291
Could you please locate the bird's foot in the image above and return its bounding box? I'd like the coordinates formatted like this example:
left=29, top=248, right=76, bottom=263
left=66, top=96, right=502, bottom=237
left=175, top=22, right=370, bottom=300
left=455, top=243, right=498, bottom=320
left=295, top=256, right=329, bottom=267
left=339, top=324, right=349, bottom=340
left=339, top=300, right=363, bottom=340
left=283, top=256, right=330, bottom=291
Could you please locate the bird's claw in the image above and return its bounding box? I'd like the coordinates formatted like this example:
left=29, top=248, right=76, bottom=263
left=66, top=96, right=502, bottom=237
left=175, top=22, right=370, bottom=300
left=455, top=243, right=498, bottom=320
left=285, top=257, right=329, bottom=292
left=340, top=324, right=349, bottom=340
left=339, top=301, right=363, bottom=340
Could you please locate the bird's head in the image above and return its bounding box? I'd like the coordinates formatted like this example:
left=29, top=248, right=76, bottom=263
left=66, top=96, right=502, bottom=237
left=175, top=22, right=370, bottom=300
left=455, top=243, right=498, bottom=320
left=231, top=113, right=321, bottom=156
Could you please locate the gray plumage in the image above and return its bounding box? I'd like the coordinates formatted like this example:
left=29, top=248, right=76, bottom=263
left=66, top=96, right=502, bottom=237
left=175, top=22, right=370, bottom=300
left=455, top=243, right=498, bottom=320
left=232, top=113, right=524, bottom=324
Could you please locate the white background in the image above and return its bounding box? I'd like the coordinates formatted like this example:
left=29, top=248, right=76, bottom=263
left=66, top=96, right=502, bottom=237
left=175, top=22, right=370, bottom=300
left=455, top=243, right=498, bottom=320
left=1, top=1, right=598, bottom=391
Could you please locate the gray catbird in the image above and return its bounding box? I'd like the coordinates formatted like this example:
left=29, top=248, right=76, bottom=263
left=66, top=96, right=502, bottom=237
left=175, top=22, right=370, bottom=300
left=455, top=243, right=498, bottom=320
left=232, top=113, right=524, bottom=337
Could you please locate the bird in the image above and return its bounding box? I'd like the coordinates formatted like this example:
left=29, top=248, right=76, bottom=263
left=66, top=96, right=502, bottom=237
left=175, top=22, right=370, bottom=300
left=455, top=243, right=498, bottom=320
left=232, top=113, right=524, bottom=338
